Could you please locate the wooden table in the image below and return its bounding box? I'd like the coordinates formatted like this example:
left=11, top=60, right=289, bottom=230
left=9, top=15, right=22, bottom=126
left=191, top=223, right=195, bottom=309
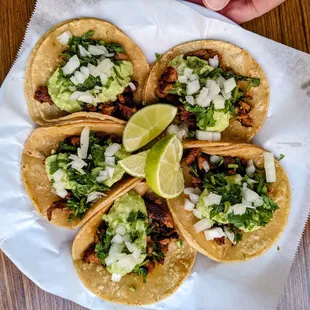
left=0, top=0, right=309, bottom=309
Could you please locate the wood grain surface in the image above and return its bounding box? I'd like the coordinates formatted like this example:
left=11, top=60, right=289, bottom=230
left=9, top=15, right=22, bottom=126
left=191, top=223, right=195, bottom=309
left=0, top=0, right=309, bottom=309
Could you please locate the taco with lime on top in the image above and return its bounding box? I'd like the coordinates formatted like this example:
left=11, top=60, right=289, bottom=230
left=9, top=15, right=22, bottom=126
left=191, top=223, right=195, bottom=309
left=144, top=41, right=269, bottom=142
left=22, top=122, right=140, bottom=229
left=72, top=182, right=196, bottom=305
left=167, top=142, right=290, bottom=262
left=25, top=18, right=149, bottom=125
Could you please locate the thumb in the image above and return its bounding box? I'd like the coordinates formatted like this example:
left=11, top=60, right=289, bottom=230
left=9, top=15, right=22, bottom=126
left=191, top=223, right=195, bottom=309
left=202, top=0, right=231, bottom=11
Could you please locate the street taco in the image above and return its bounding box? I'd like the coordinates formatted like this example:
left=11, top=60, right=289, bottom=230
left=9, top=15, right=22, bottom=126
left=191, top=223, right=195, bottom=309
left=167, top=142, right=290, bottom=262
left=72, top=182, right=196, bottom=305
left=144, top=41, right=269, bottom=142
left=22, top=122, right=140, bottom=229
left=25, top=18, right=149, bottom=125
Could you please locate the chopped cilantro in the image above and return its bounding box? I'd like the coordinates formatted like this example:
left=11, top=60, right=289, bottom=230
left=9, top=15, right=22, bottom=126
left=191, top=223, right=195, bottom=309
left=176, top=240, right=183, bottom=248
left=155, top=53, right=161, bottom=62
left=277, top=154, right=285, bottom=161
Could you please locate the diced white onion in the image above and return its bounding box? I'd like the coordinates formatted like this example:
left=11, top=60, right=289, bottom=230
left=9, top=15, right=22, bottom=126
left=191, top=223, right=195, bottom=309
left=111, top=234, right=124, bottom=244
left=178, top=76, right=188, bottom=84
left=79, top=94, right=94, bottom=103
left=185, top=95, right=195, bottom=105
left=184, top=187, right=194, bottom=195
left=105, top=156, right=115, bottom=167
left=223, top=226, right=236, bottom=244
left=53, top=180, right=68, bottom=198
left=223, top=78, right=237, bottom=93
left=189, top=193, right=200, bottom=204
left=212, top=132, right=221, bottom=141
left=189, top=73, right=199, bottom=82
left=192, top=208, right=202, bottom=219
left=106, top=166, right=115, bottom=178
left=57, top=30, right=72, bottom=44
left=70, top=162, right=85, bottom=175
left=117, top=256, right=137, bottom=270
left=202, top=161, right=210, bottom=173
left=91, top=58, right=114, bottom=77
left=78, top=126, right=90, bottom=159
left=78, top=45, right=91, bottom=57
left=70, top=91, right=93, bottom=103
left=123, top=234, right=131, bottom=242
left=247, top=178, right=258, bottom=185
left=86, top=191, right=106, bottom=204
left=87, top=63, right=96, bottom=73
left=230, top=203, right=247, bottom=215
left=68, top=154, right=87, bottom=166
left=194, top=218, right=212, bottom=233
left=105, top=256, right=116, bottom=266
left=116, top=224, right=126, bottom=236
left=100, top=73, right=108, bottom=86
left=132, top=248, right=141, bottom=260
left=109, top=243, right=123, bottom=255
left=210, top=155, right=221, bottom=164
left=203, top=192, right=222, bottom=207
left=208, top=55, right=219, bottom=68
left=70, top=76, right=79, bottom=86
left=184, top=198, right=195, bottom=211
left=264, top=152, right=276, bottom=183
left=105, top=143, right=121, bottom=156
left=52, top=169, right=64, bottom=182
left=221, top=90, right=232, bottom=100
left=184, top=68, right=193, bottom=77
left=206, top=79, right=221, bottom=101
left=125, top=242, right=134, bottom=253
left=196, top=87, right=211, bottom=107
left=195, top=130, right=213, bottom=141
left=193, top=187, right=202, bottom=195
left=204, top=227, right=226, bottom=240
left=186, top=80, right=200, bottom=95
left=88, top=45, right=109, bottom=55
left=79, top=66, right=90, bottom=77
left=96, top=170, right=109, bottom=182
left=246, top=159, right=256, bottom=177
left=62, top=55, right=80, bottom=75
left=128, top=82, right=136, bottom=91
left=241, top=198, right=253, bottom=208
left=217, top=75, right=226, bottom=88
left=242, top=187, right=259, bottom=202
left=111, top=273, right=122, bottom=282
left=254, top=197, right=264, bottom=207
left=167, top=124, right=188, bottom=140
left=213, top=95, right=225, bottom=110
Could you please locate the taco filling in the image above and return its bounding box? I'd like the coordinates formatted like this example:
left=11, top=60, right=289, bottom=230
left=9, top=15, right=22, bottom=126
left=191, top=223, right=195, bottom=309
left=45, top=126, right=130, bottom=221
left=157, top=50, right=260, bottom=140
left=33, top=30, right=138, bottom=120
left=82, top=190, right=179, bottom=282
left=181, top=148, right=279, bottom=245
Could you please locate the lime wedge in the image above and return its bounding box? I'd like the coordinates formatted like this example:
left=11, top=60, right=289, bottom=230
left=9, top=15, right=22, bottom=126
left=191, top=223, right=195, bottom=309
left=145, top=135, right=184, bottom=199
left=119, top=150, right=149, bottom=178
left=122, top=104, right=177, bottom=152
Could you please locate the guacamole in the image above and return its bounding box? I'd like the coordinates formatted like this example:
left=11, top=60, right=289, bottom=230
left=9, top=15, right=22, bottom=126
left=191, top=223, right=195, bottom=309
left=188, top=154, right=279, bottom=243
left=44, top=30, right=135, bottom=114
left=164, top=52, right=260, bottom=138
left=48, top=61, right=133, bottom=113
left=103, top=192, right=148, bottom=276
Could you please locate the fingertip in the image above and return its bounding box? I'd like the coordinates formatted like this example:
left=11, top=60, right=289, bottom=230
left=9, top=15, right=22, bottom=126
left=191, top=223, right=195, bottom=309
left=202, top=0, right=231, bottom=11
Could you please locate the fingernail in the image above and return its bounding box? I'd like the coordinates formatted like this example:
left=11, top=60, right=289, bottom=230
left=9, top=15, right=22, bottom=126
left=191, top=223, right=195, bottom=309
left=202, top=0, right=230, bottom=11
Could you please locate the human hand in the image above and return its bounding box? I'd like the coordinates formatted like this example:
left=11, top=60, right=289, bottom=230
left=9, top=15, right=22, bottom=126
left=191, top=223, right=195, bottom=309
left=188, top=0, right=286, bottom=24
